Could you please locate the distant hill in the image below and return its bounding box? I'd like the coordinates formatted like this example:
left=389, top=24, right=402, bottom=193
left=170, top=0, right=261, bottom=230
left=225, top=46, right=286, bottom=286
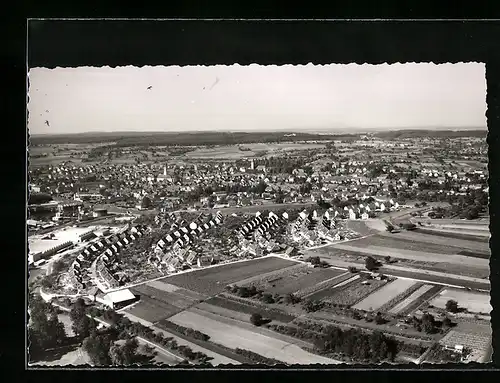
left=373, top=129, right=487, bottom=139
left=29, top=131, right=360, bottom=146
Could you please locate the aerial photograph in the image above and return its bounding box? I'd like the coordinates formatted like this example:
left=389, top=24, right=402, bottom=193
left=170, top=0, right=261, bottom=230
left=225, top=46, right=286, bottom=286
left=27, top=63, right=491, bottom=367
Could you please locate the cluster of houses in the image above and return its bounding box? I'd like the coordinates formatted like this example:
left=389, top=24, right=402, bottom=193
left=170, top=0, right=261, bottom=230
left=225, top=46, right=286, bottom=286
left=148, top=211, right=224, bottom=272
left=68, top=225, right=148, bottom=291
left=234, top=211, right=289, bottom=257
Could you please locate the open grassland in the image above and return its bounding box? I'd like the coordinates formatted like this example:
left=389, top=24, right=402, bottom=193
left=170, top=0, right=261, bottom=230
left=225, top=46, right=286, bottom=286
left=389, top=284, right=435, bottom=315
left=353, top=278, right=418, bottom=312
left=205, top=295, right=296, bottom=323
left=429, top=288, right=492, bottom=315
left=164, top=257, right=299, bottom=295
left=167, top=310, right=340, bottom=365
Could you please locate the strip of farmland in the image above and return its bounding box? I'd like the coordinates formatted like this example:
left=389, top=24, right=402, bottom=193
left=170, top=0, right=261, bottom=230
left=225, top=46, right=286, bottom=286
left=235, top=263, right=306, bottom=287
left=348, top=234, right=475, bottom=255
left=389, top=285, right=434, bottom=315
left=415, top=228, right=489, bottom=243
left=189, top=305, right=313, bottom=350
left=132, top=284, right=200, bottom=309
left=377, top=230, right=489, bottom=253
left=124, top=296, right=184, bottom=323
left=353, top=279, right=418, bottom=312
left=297, top=272, right=352, bottom=298
left=205, top=295, right=296, bottom=323
left=328, top=243, right=489, bottom=269
left=166, top=310, right=340, bottom=365
left=145, top=280, right=181, bottom=293
left=306, top=275, right=361, bottom=301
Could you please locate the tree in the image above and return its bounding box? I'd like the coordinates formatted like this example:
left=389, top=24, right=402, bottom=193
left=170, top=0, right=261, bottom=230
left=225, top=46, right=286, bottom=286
left=445, top=299, right=459, bottom=313
left=141, top=196, right=152, bottom=209
left=347, top=266, right=358, bottom=273
left=250, top=313, right=263, bottom=326
left=384, top=256, right=391, bottom=264
left=52, top=260, right=65, bottom=274
left=442, top=317, right=452, bottom=328
left=421, top=313, right=436, bottom=334
left=365, top=256, right=378, bottom=271
left=284, top=293, right=301, bottom=305
left=83, top=333, right=112, bottom=366
left=70, top=298, right=96, bottom=338
left=261, top=293, right=275, bottom=304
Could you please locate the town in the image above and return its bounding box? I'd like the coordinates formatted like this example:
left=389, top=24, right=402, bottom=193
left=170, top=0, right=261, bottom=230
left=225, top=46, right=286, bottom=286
left=28, top=129, right=491, bottom=367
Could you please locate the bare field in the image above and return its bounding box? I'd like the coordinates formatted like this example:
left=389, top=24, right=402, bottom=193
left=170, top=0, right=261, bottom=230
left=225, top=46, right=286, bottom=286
left=132, top=284, right=201, bottom=309
left=429, top=288, right=492, bottom=315
left=353, top=278, right=418, bottom=312
left=125, top=296, right=184, bottom=323
left=168, top=310, right=340, bottom=365
left=389, top=284, right=434, bottom=315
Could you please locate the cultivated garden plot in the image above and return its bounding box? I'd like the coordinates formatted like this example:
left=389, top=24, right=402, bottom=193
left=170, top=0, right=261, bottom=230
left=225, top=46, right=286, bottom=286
left=439, top=330, right=492, bottom=362
left=145, top=280, right=181, bottom=293
left=167, top=310, right=339, bottom=365
left=315, top=277, right=388, bottom=307
left=389, top=284, right=434, bottom=315
left=306, top=275, right=361, bottom=301
left=429, top=288, right=492, bottom=315
left=236, top=264, right=306, bottom=287
left=353, top=278, right=418, bottom=312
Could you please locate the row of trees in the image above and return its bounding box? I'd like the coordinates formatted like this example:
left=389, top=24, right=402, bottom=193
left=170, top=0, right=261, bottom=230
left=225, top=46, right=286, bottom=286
left=28, top=294, right=67, bottom=360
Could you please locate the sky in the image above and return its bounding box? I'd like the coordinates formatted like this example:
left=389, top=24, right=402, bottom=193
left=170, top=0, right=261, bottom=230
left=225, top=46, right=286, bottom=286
left=27, top=63, right=487, bottom=135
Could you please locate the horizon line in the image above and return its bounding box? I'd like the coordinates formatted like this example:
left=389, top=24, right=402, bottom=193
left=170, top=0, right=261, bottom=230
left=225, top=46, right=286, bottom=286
left=30, top=126, right=488, bottom=137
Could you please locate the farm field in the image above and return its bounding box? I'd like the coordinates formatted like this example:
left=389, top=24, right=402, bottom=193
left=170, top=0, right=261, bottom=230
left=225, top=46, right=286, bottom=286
left=429, top=288, right=492, bottom=315
left=415, top=228, right=489, bottom=242
left=205, top=295, right=296, bottom=323
left=314, top=277, right=388, bottom=306
left=151, top=324, right=241, bottom=366
left=306, top=275, right=361, bottom=301
left=439, top=322, right=492, bottom=363
left=164, top=256, right=299, bottom=295
left=348, top=234, right=467, bottom=255
left=389, top=284, right=435, bottom=315
left=132, top=284, right=203, bottom=310
left=353, top=278, right=418, bottom=312
left=183, top=143, right=327, bottom=159
left=189, top=305, right=313, bottom=350
left=235, top=263, right=306, bottom=287
left=240, top=265, right=346, bottom=295
left=327, top=243, right=489, bottom=269
left=167, top=310, right=340, bottom=365
left=297, top=272, right=354, bottom=298
left=124, top=295, right=185, bottom=323
left=377, top=230, right=489, bottom=253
